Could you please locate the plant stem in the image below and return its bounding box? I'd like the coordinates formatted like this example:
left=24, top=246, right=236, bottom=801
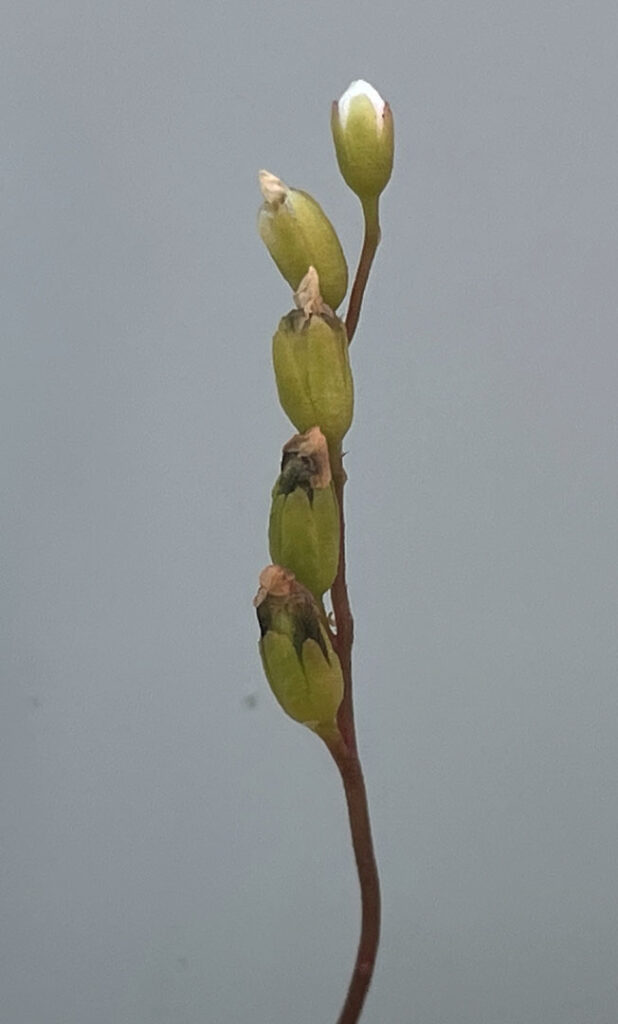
left=320, top=193, right=383, bottom=1024
left=326, top=447, right=381, bottom=1024
left=330, top=452, right=356, bottom=752
left=345, top=197, right=381, bottom=344
left=323, top=729, right=381, bottom=1024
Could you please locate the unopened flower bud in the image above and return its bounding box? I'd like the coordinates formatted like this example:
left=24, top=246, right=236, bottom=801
left=258, top=170, right=348, bottom=310
left=331, top=80, right=394, bottom=201
left=272, top=268, right=353, bottom=446
left=254, top=565, right=344, bottom=730
left=269, top=427, right=339, bottom=598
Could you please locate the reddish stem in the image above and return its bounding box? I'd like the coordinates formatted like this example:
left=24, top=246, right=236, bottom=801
left=326, top=449, right=381, bottom=1024
left=345, top=198, right=381, bottom=344
left=330, top=454, right=356, bottom=752
left=321, top=192, right=383, bottom=1023
left=323, top=729, right=381, bottom=1024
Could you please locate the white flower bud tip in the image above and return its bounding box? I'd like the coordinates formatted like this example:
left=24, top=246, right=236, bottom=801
left=337, top=80, right=386, bottom=133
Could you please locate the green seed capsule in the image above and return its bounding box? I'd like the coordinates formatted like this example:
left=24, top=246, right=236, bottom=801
left=254, top=566, right=344, bottom=731
left=269, top=427, right=340, bottom=599
left=272, top=272, right=353, bottom=447
left=258, top=171, right=348, bottom=311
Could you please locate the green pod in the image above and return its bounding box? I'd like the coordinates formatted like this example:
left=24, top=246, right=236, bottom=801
left=254, top=566, right=344, bottom=730
left=269, top=428, right=340, bottom=598
left=272, top=310, right=353, bottom=447
left=258, top=171, right=348, bottom=311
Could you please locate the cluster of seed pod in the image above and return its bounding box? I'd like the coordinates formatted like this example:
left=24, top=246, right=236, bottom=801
left=253, top=82, right=393, bottom=734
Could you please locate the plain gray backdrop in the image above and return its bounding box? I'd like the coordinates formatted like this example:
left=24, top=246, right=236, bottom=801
left=3, top=2, right=617, bottom=1022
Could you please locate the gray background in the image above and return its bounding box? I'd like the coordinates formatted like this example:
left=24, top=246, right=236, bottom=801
left=3, top=2, right=617, bottom=1022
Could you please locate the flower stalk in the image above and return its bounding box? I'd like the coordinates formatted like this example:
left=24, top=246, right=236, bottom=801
left=345, top=196, right=381, bottom=344
left=323, top=728, right=381, bottom=1024
left=254, top=79, right=393, bottom=1024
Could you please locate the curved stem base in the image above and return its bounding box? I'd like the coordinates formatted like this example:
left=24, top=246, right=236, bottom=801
left=322, top=731, right=381, bottom=1024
